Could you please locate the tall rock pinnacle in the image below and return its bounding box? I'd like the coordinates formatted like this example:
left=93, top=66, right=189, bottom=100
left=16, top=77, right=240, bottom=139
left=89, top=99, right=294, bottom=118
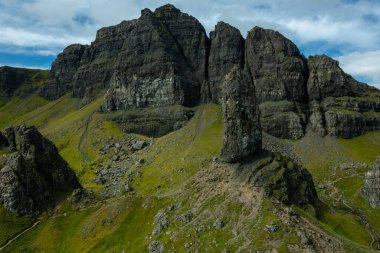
left=220, top=65, right=262, bottom=162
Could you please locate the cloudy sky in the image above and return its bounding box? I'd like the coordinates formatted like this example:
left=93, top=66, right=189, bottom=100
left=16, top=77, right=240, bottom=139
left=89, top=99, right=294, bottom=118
left=1, top=0, right=380, bottom=88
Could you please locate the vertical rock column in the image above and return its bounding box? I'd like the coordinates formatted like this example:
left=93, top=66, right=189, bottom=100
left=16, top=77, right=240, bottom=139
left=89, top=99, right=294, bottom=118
left=220, top=66, right=262, bottom=162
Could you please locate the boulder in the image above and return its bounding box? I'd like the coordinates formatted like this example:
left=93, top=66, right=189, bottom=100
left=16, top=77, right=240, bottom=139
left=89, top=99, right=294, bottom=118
left=220, top=66, right=261, bottom=162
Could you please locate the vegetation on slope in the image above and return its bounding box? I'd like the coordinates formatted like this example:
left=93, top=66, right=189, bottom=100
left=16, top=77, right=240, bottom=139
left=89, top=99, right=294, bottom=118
left=0, top=89, right=379, bottom=252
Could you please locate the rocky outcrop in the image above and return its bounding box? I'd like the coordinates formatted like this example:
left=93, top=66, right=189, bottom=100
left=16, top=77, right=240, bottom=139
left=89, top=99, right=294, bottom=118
left=362, top=157, right=380, bottom=209
left=220, top=66, right=261, bottom=162
left=307, top=56, right=380, bottom=138
left=0, top=125, right=81, bottom=215
left=235, top=152, right=319, bottom=214
left=307, top=55, right=365, bottom=101
left=206, top=21, right=245, bottom=103
left=245, top=27, right=309, bottom=139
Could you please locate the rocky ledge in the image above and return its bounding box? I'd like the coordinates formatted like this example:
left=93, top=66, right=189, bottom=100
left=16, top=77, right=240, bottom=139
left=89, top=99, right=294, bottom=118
left=0, top=125, right=81, bottom=216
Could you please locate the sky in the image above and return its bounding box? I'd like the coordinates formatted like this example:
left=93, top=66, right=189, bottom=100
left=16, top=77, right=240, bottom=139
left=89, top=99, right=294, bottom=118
left=0, top=0, right=380, bottom=88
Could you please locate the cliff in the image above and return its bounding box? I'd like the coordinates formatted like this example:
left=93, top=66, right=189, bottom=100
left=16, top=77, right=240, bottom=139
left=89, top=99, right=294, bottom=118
left=38, top=4, right=380, bottom=139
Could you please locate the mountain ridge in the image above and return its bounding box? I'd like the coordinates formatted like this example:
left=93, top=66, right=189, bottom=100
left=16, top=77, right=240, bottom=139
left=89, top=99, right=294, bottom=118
left=36, top=4, right=380, bottom=140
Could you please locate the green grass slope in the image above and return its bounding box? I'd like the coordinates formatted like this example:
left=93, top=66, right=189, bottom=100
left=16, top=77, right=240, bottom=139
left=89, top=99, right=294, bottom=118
left=0, top=91, right=379, bottom=252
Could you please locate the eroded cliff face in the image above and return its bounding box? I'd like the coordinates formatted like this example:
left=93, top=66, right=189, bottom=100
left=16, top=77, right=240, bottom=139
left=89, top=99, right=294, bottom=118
left=39, top=4, right=380, bottom=139
left=245, top=27, right=309, bottom=139
left=307, top=55, right=380, bottom=138
left=0, top=126, right=81, bottom=216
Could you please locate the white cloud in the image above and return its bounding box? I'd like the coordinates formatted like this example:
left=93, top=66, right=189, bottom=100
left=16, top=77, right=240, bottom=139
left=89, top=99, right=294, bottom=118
left=0, top=27, right=91, bottom=48
left=0, top=0, right=380, bottom=88
left=338, top=50, right=380, bottom=88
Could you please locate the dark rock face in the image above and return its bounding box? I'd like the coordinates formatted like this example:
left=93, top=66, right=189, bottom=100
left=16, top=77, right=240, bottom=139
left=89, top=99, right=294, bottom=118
left=154, top=4, right=209, bottom=86
left=206, top=21, right=245, bottom=103
left=362, top=157, right=380, bottom=209
left=259, top=101, right=307, bottom=139
left=245, top=27, right=309, bottom=139
left=39, top=44, right=88, bottom=100
left=0, top=125, right=81, bottom=215
left=220, top=66, right=261, bottom=162
left=307, top=55, right=380, bottom=138
left=103, top=7, right=203, bottom=110
left=4, top=126, right=16, bottom=151
left=42, top=4, right=207, bottom=110
left=0, top=131, right=8, bottom=148
left=246, top=27, right=308, bottom=104
left=307, top=55, right=363, bottom=101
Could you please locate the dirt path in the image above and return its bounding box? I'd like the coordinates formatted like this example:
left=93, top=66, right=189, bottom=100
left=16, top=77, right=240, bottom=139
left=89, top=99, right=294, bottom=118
left=0, top=220, right=41, bottom=251
left=78, top=111, right=95, bottom=154
left=0, top=202, right=102, bottom=251
left=325, top=173, right=379, bottom=250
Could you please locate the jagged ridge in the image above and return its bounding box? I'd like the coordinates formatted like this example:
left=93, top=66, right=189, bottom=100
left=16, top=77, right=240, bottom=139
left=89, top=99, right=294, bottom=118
left=38, top=4, right=380, bottom=139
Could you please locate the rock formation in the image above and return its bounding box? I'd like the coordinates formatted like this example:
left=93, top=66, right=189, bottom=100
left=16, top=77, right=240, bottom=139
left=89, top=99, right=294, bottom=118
left=39, top=44, right=88, bottom=100
left=307, top=55, right=380, bottom=138
left=220, top=66, right=261, bottom=163
left=206, top=21, right=245, bottom=103
left=245, top=27, right=309, bottom=139
left=0, top=125, right=81, bottom=215
left=362, top=157, right=380, bottom=209
left=237, top=153, right=319, bottom=214
left=38, top=4, right=380, bottom=140
left=219, top=66, right=318, bottom=212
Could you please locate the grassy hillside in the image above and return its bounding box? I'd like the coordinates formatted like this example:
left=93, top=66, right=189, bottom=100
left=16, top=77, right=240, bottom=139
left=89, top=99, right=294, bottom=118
left=0, top=92, right=379, bottom=252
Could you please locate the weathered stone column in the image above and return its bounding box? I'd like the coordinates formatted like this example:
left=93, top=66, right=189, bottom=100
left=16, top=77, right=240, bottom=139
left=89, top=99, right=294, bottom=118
left=220, top=65, right=262, bottom=162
